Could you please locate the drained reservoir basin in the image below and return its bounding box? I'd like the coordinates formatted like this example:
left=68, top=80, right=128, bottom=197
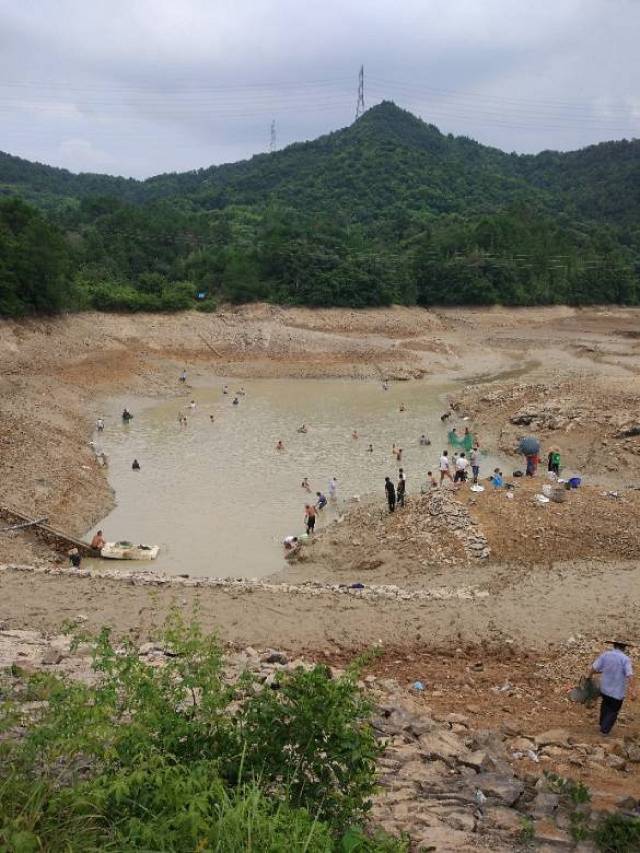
left=88, top=378, right=503, bottom=578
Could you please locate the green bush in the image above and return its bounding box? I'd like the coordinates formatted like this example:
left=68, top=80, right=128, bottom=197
left=0, top=614, right=404, bottom=852
left=238, top=663, right=381, bottom=828
left=196, top=296, right=218, bottom=312
left=593, top=812, right=640, bottom=853
left=0, top=772, right=336, bottom=852
left=86, top=279, right=195, bottom=311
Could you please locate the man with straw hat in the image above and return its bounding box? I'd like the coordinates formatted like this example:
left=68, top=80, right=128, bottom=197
left=589, top=641, right=635, bottom=735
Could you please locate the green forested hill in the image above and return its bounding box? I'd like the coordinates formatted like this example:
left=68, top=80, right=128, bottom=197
left=1, top=101, right=639, bottom=315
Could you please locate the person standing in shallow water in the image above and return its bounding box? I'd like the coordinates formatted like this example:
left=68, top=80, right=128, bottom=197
left=397, top=468, right=406, bottom=508
left=589, top=642, right=635, bottom=735
left=385, top=477, right=396, bottom=513
left=304, top=504, right=316, bottom=535
left=439, top=450, right=452, bottom=484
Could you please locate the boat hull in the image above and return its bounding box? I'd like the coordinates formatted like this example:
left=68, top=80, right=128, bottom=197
left=100, top=543, right=159, bottom=561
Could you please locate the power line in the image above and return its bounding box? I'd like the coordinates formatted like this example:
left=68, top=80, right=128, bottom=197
left=367, top=75, right=638, bottom=115
left=355, top=65, right=365, bottom=121
left=0, top=76, right=353, bottom=94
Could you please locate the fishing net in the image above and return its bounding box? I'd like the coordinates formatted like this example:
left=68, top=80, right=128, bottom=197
left=448, top=429, right=474, bottom=451
left=569, top=676, right=600, bottom=705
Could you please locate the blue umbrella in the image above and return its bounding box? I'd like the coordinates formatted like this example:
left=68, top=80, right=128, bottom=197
left=519, top=436, right=541, bottom=456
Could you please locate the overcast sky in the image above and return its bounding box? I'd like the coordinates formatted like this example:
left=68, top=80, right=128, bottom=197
left=1, top=0, right=639, bottom=178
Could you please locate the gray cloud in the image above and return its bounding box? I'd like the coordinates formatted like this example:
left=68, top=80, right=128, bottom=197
left=0, top=0, right=638, bottom=177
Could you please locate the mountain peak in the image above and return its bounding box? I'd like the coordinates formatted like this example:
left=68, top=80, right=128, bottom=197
left=351, top=100, right=444, bottom=151
left=356, top=100, right=433, bottom=128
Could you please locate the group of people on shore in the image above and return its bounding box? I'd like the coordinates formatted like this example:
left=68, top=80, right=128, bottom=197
left=438, top=446, right=481, bottom=486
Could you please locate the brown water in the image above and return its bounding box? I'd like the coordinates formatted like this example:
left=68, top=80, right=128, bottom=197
left=88, top=378, right=505, bottom=578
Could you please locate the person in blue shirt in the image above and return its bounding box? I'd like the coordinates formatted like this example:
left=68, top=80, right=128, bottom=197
left=489, top=468, right=503, bottom=488
left=315, top=492, right=328, bottom=511
left=590, top=642, right=635, bottom=734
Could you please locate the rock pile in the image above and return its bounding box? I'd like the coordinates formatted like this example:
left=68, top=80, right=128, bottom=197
left=425, top=490, right=491, bottom=560
left=509, top=401, right=583, bottom=432
left=308, top=490, right=492, bottom=581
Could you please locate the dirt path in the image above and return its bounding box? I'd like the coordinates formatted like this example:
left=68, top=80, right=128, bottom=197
left=1, top=554, right=638, bottom=652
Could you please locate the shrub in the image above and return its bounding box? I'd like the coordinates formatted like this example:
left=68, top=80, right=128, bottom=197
left=593, top=812, right=640, bottom=853
left=238, top=663, right=381, bottom=828
left=0, top=614, right=402, bottom=851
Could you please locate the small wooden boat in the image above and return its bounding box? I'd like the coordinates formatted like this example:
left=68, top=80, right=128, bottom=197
left=101, top=541, right=159, bottom=561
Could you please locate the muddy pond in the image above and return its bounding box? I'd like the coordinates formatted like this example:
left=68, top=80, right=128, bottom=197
left=88, top=378, right=507, bottom=578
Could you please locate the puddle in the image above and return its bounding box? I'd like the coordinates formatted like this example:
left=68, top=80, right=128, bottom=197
left=87, top=378, right=508, bottom=578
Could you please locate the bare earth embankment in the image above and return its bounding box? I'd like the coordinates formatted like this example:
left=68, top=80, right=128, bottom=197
left=1, top=305, right=640, bottom=848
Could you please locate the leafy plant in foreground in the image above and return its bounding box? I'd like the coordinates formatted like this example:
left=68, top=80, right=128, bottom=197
left=238, top=662, right=381, bottom=829
left=0, top=614, right=402, bottom=851
left=593, top=812, right=640, bottom=853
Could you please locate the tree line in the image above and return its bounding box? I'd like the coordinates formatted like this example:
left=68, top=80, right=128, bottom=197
left=1, top=194, right=638, bottom=316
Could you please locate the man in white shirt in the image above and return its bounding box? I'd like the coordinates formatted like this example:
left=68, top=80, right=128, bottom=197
left=470, top=445, right=480, bottom=484
left=439, top=450, right=452, bottom=485
left=590, top=641, right=635, bottom=734
left=454, top=452, right=469, bottom=484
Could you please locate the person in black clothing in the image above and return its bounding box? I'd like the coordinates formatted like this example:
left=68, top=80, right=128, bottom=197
left=397, top=468, right=406, bottom=508
left=68, top=548, right=81, bottom=568
left=132, top=459, right=141, bottom=470
left=385, top=477, right=396, bottom=513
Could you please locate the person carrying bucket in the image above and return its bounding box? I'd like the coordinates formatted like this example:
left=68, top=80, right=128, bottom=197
left=588, top=641, right=635, bottom=735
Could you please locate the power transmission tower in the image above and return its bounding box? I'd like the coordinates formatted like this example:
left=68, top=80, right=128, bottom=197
left=355, top=65, right=365, bottom=120
left=269, top=120, right=277, bottom=153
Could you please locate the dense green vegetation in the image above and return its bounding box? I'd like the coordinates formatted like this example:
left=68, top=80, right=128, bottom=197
left=1, top=101, right=639, bottom=315
left=0, top=615, right=406, bottom=851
